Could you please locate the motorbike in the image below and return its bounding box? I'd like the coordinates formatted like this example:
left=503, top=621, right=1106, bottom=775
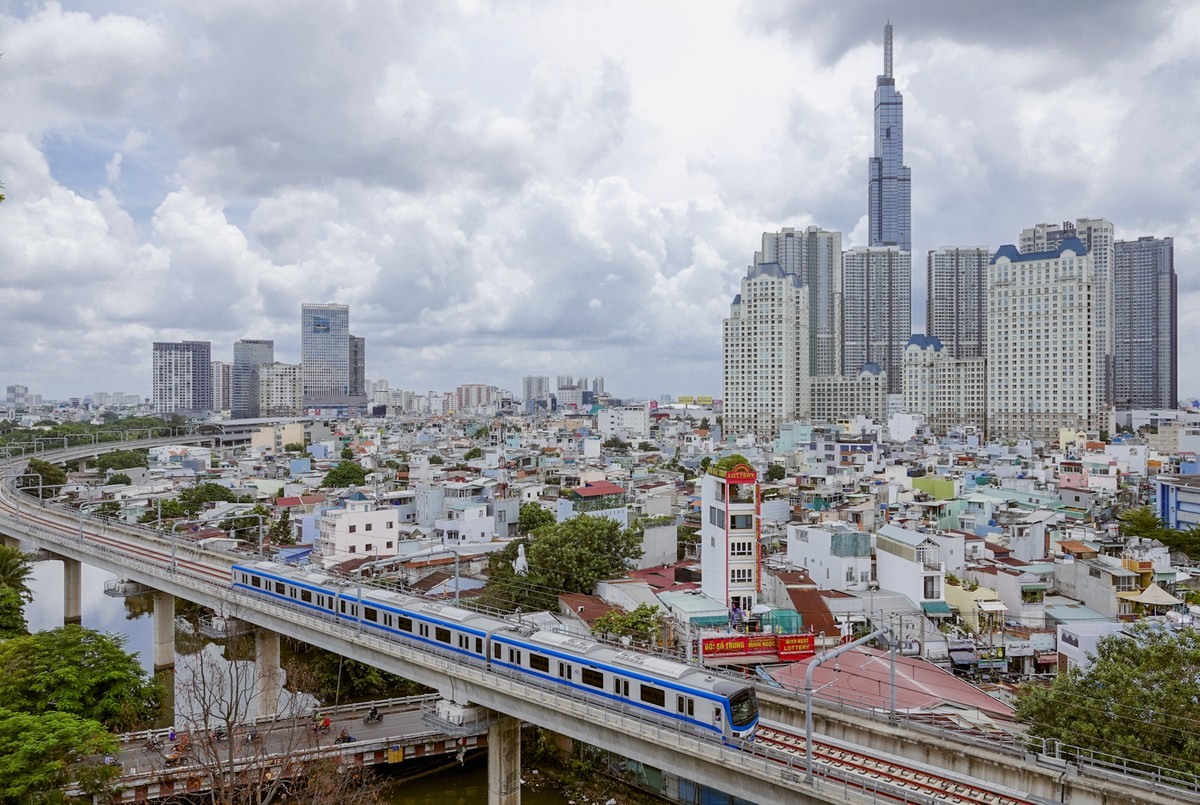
left=143, top=736, right=164, bottom=751
left=210, top=727, right=228, bottom=742
left=310, top=720, right=331, bottom=734
left=334, top=734, right=357, bottom=744
left=362, top=710, right=383, bottom=724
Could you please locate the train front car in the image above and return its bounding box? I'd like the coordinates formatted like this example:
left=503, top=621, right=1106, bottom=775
left=716, top=680, right=759, bottom=741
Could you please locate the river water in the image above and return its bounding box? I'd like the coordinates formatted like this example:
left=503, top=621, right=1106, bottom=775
left=24, top=558, right=573, bottom=804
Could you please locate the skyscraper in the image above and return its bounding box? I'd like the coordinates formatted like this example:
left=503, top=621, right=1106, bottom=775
left=841, top=247, right=911, bottom=394
left=867, top=22, right=911, bottom=251
left=987, top=239, right=1103, bottom=442
left=211, top=361, right=232, bottom=412
left=1021, top=218, right=1115, bottom=405
left=1114, top=236, right=1176, bottom=408
left=300, top=303, right=351, bottom=408
left=523, top=376, right=550, bottom=401
left=233, top=339, right=274, bottom=419
left=152, top=341, right=212, bottom=415
left=926, top=246, right=990, bottom=359
left=349, top=335, right=366, bottom=397
left=722, top=261, right=809, bottom=436
left=757, top=227, right=843, bottom=376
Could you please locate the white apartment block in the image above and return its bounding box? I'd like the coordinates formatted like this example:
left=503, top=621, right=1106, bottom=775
left=259, top=362, right=303, bottom=418
left=756, top=227, right=843, bottom=376
left=1021, top=219, right=1114, bottom=405
left=987, top=240, right=1104, bottom=443
left=902, top=336, right=986, bottom=435
left=875, top=524, right=946, bottom=609
left=809, top=366, right=888, bottom=425
left=598, top=404, right=651, bottom=439
left=722, top=262, right=809, bottom=437
left=926, top=246, right=990, bottom=359
left=786, top=522, right=873, bottom=591
left=316, top=492, right=409, bottom=568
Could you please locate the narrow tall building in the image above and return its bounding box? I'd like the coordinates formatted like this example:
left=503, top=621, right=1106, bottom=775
left=232, top=339, right=273, bottom=419
left=722, top=262, right=810, bottom=437
left=152, top=341, right=212, bottom=415
left=1113, top=236, right=1177, bottom=409
left=349, top=335, right=366, bottom=397
left=987, top=239, right=1103, bottom=442
left=211, top=361, right=232, bottom=412
left=841, top=247, right=911, bottom=394
left=1021, top=219, right=1115, bottom=405
left=926, top=246, right=990, bottom=359
left=867, top=22, right=911, bottom=251
left=300, top=303, right=351, bottom=408
left=757, top=227, right=843, bottom=376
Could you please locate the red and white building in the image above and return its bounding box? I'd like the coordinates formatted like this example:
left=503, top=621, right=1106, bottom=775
left=699, top=462, right=761, bottom=611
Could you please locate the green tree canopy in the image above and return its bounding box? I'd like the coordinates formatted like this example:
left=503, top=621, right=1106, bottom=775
left=219, top=503, right=274, bottom=544
left=464, top=446, right=483, bottom=460
left=1118, top=506, right=1169, bottom=541
left=592, top=603, right=668, bottom=647
left=178, top=482, right=247, bottom=512
left=0, top=587, right=27, bottom=639
left=284, top=442, right=305, bottom=453
left=427, top=454, right=445, bottom=465
left=270, top=507, right=295, bottom=545
left=106, top=472, right=132, bottom=486
left=320, top=460, right=368, bottom=488
left=0, top=707, right=119, bottom=803
left=766, top=464, right=786, bottom=482
left=602, top=436, right=630, bottom=451
left=92, top=449, right=147, bottom=473
left=0, top=546, right=33, bottom=603
left=484, top=515, right=643, bottom=611
left=21, top=459, right=66, bottom=498
left=711, top=453, right=751, bottom=474
left=1016, top=621, right=1200, bottom=777
left=637, top=441, right=656, bottom=452
left=517, top=502, right=555, bottom=536
left=0, top=625, right=162, bottom=731
left=341, top=445, right=354, bottom=460
left=137, top=498, right=187, bottom=524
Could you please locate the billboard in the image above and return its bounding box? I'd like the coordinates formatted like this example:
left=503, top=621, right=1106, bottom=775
left=699, top=633, right=817, bottom=662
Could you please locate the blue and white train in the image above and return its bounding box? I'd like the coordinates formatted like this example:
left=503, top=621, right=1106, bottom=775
left=232, top=561, right=759, bottom=741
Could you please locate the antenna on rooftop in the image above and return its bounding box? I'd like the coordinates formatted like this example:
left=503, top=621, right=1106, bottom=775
left=884, top=21, right=893, bottom=78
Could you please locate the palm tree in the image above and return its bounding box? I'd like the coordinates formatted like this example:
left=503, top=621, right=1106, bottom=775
left=0, top=545, right=34, bottom=602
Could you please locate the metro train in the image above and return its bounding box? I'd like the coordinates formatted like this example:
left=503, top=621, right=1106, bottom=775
left=232, top=561, right=759, bottom=741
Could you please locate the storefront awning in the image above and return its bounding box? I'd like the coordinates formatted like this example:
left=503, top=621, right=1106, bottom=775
left=949, top=649, right=978, bottom=665
left=1036, top=653, right=1059, bottom=665
left=921, top=600, right=953, bottom=616
left=977, top=600, right=1008, bottom=613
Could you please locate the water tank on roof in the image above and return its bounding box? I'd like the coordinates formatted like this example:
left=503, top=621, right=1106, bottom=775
left=988, top=519, right=997, bottom=527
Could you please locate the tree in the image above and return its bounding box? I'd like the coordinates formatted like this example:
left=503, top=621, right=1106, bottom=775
left=220, top=504, right=274, bottom=544
left=0, top=625, right=163, bottom=731
left=637, top=441, right=655, bottom=452
left=341, top=445, right=354, bottom=460
left=592, top=604, right=668, bottom=648
left=138, top=499, right=187, bottom=524
left=0, top=587, right=27, bottom=639
left=698, top=417, right=711, bottom=431
left=1016, top=622, right=1200, bottom=778
left=0, top=545, right=33, bottom=603
left=320, top=460, right=367, bottom=488
left=464, top=446, right=483, bottom=460
left=0, top=707, right=120, bottom=803
left=107, top=472, right=132, bottom=486
left=301, top=644, right=430, bottom=703
left=427, top=454, right=445, bottom=465
left=270, top=508, right=295, bottom=545
left=484, top=515, right=643, bottom=611
left=1117, top=506, right=1169, bottom=541
left=284, top=442, right=305, bottom=453
left=765, top=464, right=786, bottom=482
left=517, top=502, right=555, bottom=536
left=602, top=436, right=630, bottom=451
left=93, top=449, right=147, bottom=473
left=21, top=458, right=66, bottom=498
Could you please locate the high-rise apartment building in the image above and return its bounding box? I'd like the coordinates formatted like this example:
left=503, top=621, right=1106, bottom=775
left=867, top=22, right=911, bottom=251
left=1021, top=219, right=1115, bottom=405
left=926, top=247, right=990, bottom=359
left=841, top=247, right=911, bottom=394
left=523, top=376, right=550, bottom=401
left=987, top=239, right=1104, bottom=442
left=455, top=384, right=497, bottom=413
left=349, top=335, right=366, bottom=397
left=722, top=262, right=809, bottom=437
left=232, top=339, right=273, bottom=419
left=1113, top=236, right=1177, bottom=409
left=259, top=362, right=303, bottom=418
left=903, top=335, right=986, bottom=435
left=300, top=303, right=351, bottom=408
left=211, top=361, right=233, bottom=412
left=5, top=385, right=29, bottom=408
left=152, top=341, right=212, bottom=415
left=757, top=227, right=843, bottom=376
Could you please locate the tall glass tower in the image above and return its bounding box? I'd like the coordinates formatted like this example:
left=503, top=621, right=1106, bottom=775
left=867, top=22, right=911, bottom=251
left=301, top=303, right=350, bottom=407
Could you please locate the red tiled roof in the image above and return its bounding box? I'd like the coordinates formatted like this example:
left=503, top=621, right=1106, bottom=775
left=559, top=593, right=618, bottom=625
left=573, top=480, right=625, bottom=498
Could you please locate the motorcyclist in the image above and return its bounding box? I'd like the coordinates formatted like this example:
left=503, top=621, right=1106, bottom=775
left=368, top=705, right=380, bottom=721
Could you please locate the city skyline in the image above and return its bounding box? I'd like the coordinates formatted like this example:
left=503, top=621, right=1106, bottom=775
left=1, top=2, right=1197, bottom=399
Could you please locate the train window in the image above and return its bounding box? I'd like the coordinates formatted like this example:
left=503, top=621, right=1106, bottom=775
left=639, top=685, right=665, bottom=708
left=339, top=601, right=347, bottom=614
left=676, top=696, right=694, bottom=717
left=275, top=582, right=285, bottom=595
left=475, top=638, right=483, bottom=654
left=529, top=654, right=550, bottom=673
left=300, top=589, right=312, bottom=604
left=251, top=576, right=261, bottom=588
left=613, top=678, right=629, bottom=697
left=435, top=627, right=451, bottom=644
left=397, top=616, right=412, bottom=632
left=558, top=663, right=573, bottom=681
left=493, top=643, right=502, bottom=659
left=508, top=648, right=522, bottom=665
left=419, top=624, right=429, bottom=638
left=364, top=607, right=379, bottom=623
left=582, top=669, right=603, bottom=689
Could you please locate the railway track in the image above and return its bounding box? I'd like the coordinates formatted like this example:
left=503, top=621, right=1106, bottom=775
left=755, top=725, right=1035, bottom=805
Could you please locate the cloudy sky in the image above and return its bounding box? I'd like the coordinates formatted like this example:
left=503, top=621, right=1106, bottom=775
left=2, top=0, right=1197, bottom=402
